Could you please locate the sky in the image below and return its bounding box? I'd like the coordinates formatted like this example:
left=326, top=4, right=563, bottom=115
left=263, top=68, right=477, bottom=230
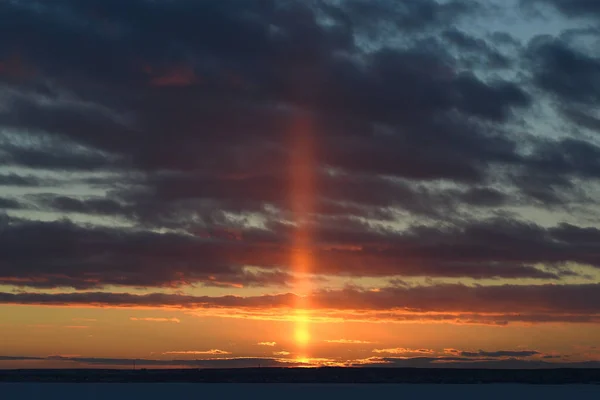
left=1, top=0, right=600, bottom=369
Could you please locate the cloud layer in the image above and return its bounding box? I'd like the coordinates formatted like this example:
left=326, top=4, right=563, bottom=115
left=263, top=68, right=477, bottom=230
left=2, top=282, right=600, bottom=325
left=0, top=0, right=599, bottom=329
left=2, top=350, right=599, bottom=370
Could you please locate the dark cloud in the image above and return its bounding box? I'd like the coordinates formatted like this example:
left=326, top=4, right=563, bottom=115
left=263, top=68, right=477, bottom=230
left=4, top=353, right=600, bottom=370
left=0, top=355, right=300, bottom=369
left=443, top=29, right=512, bottom=69
left=0, top=138, right=118, bottom=171
left=311, top=283, right=600, bottom=316
left=488, top=32, right=522, bottom=47
left=6, top=215, right=599, bottom=290
left=30, top=194, right=132, bottom=217
left=457, top=350, right=541, bottom=358
left=513, top=138, right=600, bottom=204
left=115, top=171, right=515, bottom=226
left=0, top=49, right=530, bottom=181
left=355, top=356, right=600, bottom=369
left=0, top=290, right=298, bottom=310
left=0, top=217, right=298, bottom=290
left=0, top=0, right=529, bottom=183
left=527, top=36, right=600, bottom=105
left=2, top=282, right=600, bottom=324
left=335, top=0, right=477, bottom=36
left=561, top=108, right=600, bottom=132
left=0, top=173, right=47, bottom=187
left=531, top=0, right=600, bottom=18
left=0, top=355, right=43, bottom=361
left=0, top=197, right=24, bottom=210
left=0, top=0, right=582, bottom=230
left=521, top=34, right=600, bottom=180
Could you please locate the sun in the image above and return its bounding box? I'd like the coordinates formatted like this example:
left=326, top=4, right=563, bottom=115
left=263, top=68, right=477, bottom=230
left=293, top=308, right=311, bottom=347
left=295, top=326, right=311, bottom=346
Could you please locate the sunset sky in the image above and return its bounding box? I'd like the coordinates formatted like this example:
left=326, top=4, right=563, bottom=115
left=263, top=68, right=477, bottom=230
left=2, top=0, right=600, bottom=369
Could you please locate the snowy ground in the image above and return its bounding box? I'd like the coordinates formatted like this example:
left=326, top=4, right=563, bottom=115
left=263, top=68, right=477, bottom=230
left=2, top=383, right=600, bottom=400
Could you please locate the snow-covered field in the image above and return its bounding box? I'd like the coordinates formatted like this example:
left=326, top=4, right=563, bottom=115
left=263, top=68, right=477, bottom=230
left=2, top=383, right=599, bottom=400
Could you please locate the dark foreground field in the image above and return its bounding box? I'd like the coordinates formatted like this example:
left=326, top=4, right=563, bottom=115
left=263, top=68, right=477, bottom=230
left=2, top=383, right=600, bottom=400
left=2, top=367, right=600, bottom=384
